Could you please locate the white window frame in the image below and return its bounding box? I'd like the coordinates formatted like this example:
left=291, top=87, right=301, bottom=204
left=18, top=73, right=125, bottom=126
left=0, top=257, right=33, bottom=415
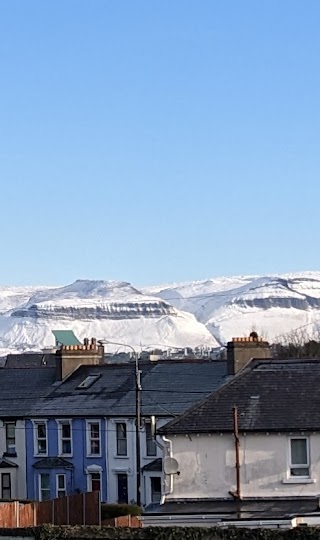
left=1, top=472, right=12, bottom=499
left=150, top=475, right=162, bottom=504
left=56, top=473, right=66, bottom=498
left=116, top=422, right=128, bottom=457
left=57, top=420, right=73, bottom=457
left=289, top=436, right=310, bottom=478
left=39, top=473, right=50, bottom=501
left=33, top=420, right=48, bottom=457
left=85, top=464, right=103, bottom=493
left=86, top=420, right=101, bottom=457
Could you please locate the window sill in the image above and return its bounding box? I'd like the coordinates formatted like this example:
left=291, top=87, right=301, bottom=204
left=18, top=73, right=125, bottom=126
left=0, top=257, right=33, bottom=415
left=86, top=454, right=102, bottom=459
left=283, top=478, right=316, bottom=484
left=114, top=455, right=129, bottom=459
left=3, top=452, right=17, bottom=458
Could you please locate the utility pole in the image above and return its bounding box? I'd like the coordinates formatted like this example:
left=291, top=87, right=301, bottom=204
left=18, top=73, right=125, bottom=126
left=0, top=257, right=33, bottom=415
left=233, top=405, right=241, bottom=499
left=135, top=353, right=142, bottom=507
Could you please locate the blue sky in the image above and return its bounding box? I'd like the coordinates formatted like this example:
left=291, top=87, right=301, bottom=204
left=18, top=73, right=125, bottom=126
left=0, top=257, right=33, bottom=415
left=1, top=1, right=319, bottom=286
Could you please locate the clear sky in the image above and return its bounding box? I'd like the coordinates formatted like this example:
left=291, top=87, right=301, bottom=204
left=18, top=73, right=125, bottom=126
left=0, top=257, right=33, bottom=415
left=1, top=1, right=320, bottom=286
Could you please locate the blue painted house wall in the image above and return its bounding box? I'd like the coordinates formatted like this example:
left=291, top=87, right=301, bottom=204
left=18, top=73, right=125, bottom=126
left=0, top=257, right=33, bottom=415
left=26, top=418, right=107, bottom=501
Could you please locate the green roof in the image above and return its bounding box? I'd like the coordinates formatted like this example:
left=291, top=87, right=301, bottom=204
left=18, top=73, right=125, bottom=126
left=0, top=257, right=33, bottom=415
left=52, top=330, right=82, bottom=346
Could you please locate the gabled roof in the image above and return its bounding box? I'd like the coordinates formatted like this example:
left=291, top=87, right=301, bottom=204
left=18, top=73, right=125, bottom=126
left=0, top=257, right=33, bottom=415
left=160, top=358, right=320, bottom=434
left=33, top=457, right=73, bottom=469
left=29, top=359, right=227, bottom=418
left=0, top=458, right=18, bottom=468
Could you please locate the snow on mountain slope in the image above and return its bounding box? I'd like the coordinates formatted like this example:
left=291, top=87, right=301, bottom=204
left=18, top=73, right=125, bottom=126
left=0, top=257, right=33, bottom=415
left=0, top=286, right=50, bottom=314
left=144, top=272, right=320, bottom=344
left=0, top=280, right=218, bottom=354
left=1, top=273, right=320, bottom=355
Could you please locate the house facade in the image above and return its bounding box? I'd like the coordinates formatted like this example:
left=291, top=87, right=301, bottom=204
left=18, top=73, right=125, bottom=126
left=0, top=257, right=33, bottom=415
left=26, top=418, right=107, bottom=501
left=0, top=337, right=229, bottom=505
left=21, top=350, right=227, bottom=504
left=164, top=432, right=320, bottom=500
left=159, top=352, right=320, bottom=508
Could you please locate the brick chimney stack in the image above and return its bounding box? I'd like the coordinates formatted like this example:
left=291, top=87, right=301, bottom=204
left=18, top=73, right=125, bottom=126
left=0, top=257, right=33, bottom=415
left=227, top=332, right=270, bottom=375
left=56, top=337, right=104, bottom=380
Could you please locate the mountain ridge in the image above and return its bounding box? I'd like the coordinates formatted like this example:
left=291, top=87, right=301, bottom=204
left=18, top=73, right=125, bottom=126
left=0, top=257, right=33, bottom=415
left=1, top=272, right=320, bottom=355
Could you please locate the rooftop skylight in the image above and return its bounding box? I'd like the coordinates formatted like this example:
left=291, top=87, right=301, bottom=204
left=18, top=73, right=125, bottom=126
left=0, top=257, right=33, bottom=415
left=77, top=374, right=101, bottom=389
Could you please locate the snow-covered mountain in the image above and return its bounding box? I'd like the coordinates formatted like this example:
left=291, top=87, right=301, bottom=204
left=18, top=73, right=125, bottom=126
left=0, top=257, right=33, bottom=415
left=144, top=272, right=320, bottom=345
left=0, top=280, right=218, bottom=355
left=1, top=272, right=320, bottom=355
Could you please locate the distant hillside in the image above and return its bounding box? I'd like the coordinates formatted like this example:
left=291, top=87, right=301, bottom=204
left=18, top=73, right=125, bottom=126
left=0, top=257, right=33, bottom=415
left=1, top=272, right=320, bottom=355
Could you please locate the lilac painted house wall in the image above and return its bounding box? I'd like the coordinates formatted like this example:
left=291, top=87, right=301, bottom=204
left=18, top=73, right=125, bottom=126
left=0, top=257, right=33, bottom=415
left=26, top=418, right=107, bottom=501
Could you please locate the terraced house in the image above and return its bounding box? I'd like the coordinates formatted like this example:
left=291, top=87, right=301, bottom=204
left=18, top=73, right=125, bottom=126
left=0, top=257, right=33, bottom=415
left=0, top=335, right=228, bottom=505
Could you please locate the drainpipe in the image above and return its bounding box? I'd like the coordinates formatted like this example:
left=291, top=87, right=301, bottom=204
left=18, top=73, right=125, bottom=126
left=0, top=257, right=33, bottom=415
left=161, top=435, right=173, bottom=504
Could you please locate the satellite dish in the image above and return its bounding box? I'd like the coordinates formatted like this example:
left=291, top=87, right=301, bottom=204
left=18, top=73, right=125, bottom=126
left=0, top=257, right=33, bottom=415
left=163, top=457, right=179, bottom=475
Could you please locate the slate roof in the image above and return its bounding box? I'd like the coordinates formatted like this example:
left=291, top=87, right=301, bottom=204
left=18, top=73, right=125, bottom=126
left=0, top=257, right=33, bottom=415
left=145, top=498, right=320, bottom=519
left=27, top=359, right=227, bottom=418
left=142, top=458, right=162, bottom=472
left=0, top=458, right=18, bottom=468
left=160, top=358, right=320, bottom=434
left=33, top=457, right=73, bottom=469
left=0, top=367, right=56, bottom=417
left=5, top=353, right=56, bottom=368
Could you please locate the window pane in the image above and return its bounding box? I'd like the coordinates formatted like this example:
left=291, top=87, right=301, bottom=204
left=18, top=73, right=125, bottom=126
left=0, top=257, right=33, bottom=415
left=41, top=489, right=50, bottom=501
left=40, top=474, right=50, bottom=489
left=91, top=440, right=100, bottom=454
left=117, top=423, right=126, bottom=438
left=116, top=423, right=127, bottom=455
left=37, top=424, right=46, bottom=438
left=290, top=467, right=309, bottom=476
left=6, top=424, right=15, bottom=439
left=58, top=475, right=65, bottom=489
left=291, top=439, right=307, bottom=465
left=146, top=424, right=157, bottom=456
left=2, top=474, right=10, bottom=489
left=117, top=438, right=127, bottom=455
left=62, top=423, right=71, bottom=438
left=62, top=441, right=71, bottom=454
left=151, top=477, right=161, bottom=503
left=38, top=440, right=47, bottom=453
left=91, top=473, right=101, bottom=492
left=91, top=424, right=99, bottom=438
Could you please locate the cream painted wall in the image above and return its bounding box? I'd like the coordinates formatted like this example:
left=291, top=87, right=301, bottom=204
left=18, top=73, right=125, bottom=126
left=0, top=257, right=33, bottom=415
left=167, top=432, right=320, bottom=499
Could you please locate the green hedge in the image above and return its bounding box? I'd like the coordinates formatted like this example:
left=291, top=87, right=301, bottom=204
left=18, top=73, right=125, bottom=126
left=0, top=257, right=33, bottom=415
left=1, top=525, right=320, bottom=540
